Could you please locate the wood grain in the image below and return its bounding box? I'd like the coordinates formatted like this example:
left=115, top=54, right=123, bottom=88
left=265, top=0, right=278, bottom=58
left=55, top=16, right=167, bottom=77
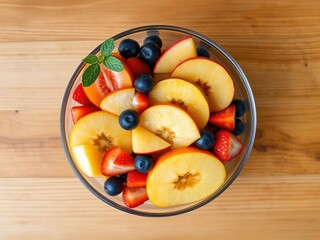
left=0, top=0, right=320, bottom=238
left=0, top=176, right=319, bottom=240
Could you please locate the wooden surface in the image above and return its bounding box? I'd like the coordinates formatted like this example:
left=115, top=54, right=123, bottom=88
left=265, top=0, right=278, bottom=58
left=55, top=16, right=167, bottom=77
left=0, top=0, right=319, bottom=239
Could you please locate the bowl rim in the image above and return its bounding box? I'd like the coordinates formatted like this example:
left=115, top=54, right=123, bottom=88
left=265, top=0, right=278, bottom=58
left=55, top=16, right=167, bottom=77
left=60, top=24, right=257, bottom=217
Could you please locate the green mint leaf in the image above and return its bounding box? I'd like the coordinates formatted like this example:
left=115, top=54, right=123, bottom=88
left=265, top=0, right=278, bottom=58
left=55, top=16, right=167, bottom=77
left=82, top=63, right=100, bottom=87
left=82, top=54, right=98, bottom=64
left=100, top=38, right=115, bottom=57
left=104, top=56, right=124, bottom=72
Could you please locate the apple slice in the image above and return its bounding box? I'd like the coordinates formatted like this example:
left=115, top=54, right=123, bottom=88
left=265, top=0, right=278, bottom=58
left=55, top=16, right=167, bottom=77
left=154, top=36, right=197, bottom=73
left=70, top=111, right=132, bottom=154
left=146, top=147, right=226, bottom=207
left=172, top=57, right=235, bottom=112
left=71, top=145, right=105, bottom=177
left=149, top=78, right=210, bottom=129
left=132, top=125, right=171, bottom=154
left=139, top=104, right=200, bottom=149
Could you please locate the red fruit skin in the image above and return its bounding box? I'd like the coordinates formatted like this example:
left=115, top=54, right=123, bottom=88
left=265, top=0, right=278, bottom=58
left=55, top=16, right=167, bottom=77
left=127, top=170, right=148, bottom=188
left=127, top=57, right=152, bottom=79
left=72, top=83, right=94, bottom=106
left=122, top=186, right=149, bottom=208
left=213, top=130, right=243, bottom=161
left=101, top=147, right=135, bottom=176
left=71, top=106, right=100, bottom=123
left=209, top=104, right=236, bottom=131
left=132, top=92, right=150, bottom=114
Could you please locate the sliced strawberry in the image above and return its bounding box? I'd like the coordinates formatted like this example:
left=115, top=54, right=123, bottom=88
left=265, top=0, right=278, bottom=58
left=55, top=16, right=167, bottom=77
left=213, top=130, right=243, bottom=161
left=72, top=83, right=94, bottom=106
left=127, top=57, right=151, bottom=79
left=122, top=186, right=149, bottom=208
left=101, top=147, right=135, bottom=176
left=71, top=106, right=100, bottom=123
left=209, top=104, right=236, bottom=131
left=132, top=92, right=150, bottom=114
left=126, top=170, right=148, bottom=188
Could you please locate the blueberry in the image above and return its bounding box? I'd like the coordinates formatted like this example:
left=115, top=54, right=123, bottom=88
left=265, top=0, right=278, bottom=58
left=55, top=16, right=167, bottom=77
left=118, top=39, right=140, bottom=59
left=117, top=173, right=127, bottom=182
left=143, top=35, right=163, bottom=48
left=197, top=48, right=210, bottom=58
left=195, top=129, right=214, bottom=150
left=233, top=119, right=245, bottom=136
left=119, top=109, right=140, bottom=130
left=104, top=176, right=124, bottom=196
left=232, top=99, right=246, bottom=117
left=134, top=155, right=154, bottom=173
left=139, top=42, right=161, bottom=65
left=134, top=74, right=154, bottom=94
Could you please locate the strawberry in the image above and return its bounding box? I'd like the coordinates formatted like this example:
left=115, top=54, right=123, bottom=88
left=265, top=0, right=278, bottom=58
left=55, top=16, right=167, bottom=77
left=101, top=147, right=135, bottom=176
left=71, top=106, right=100, bottom=123
left=126, top=170, right=148, bottom=188
left=132, top=92, right=150, bottom=114
left=209, top=104, right=236, bottom=131
left=213, top=130, right=243, bottom=161
left=72, top=83, right=93, bottom=106
left=127, top=57, right=151, bottom=79
left=122, top=186, right=149, bottom=208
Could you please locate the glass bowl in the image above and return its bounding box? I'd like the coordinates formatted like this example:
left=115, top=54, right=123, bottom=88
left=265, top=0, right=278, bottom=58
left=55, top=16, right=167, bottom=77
left=60, top=25, right=256, bottom=217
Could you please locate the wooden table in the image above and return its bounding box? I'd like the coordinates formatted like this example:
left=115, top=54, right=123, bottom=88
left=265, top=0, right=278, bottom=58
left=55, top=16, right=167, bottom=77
left=1, top=0, right=319, bottom=239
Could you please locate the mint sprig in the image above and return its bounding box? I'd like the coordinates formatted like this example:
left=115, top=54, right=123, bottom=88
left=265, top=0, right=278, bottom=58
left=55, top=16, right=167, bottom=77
left=82, top=38, right=124, bottom=87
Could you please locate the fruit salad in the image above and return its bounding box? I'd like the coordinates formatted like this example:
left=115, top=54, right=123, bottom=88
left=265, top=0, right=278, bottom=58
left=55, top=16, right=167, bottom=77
left=69, top=34, right=247, bottom=209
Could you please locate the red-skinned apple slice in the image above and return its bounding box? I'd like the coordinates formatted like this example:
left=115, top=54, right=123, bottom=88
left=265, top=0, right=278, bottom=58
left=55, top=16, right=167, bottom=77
left=172, top=57, right=234, bottom=112
left=153, top=36, right=197, bottom=73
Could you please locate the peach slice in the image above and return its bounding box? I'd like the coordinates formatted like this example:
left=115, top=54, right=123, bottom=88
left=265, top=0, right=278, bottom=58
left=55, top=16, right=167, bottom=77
left=172, top=57, right=235, bottom=112
left=139, top=105, right=200, bottom=149
left=149, top=78, right=210, bottom=129
left=153, top=73, right=171, bottom=83
left=71, top=145, right=105, bottom=177
left=146, top=147, right=226, bottom=207
left=154, top=36, right=197, bottom=73
left=70, top=111, right=132, bottom=154
left=132, top=125, right=171, bottom=154
left=100, top=88, right=135, bottom=115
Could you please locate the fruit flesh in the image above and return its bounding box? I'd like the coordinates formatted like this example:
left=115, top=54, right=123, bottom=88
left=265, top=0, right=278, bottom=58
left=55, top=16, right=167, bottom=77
left=147, top=147, right=226, bottom=207
left=71, top=145, right=105, bottom=177
left=139, top=105, right=200, bottom=149
left=172, top=58, right=234, bottom=112
left=100, top=88, right=135, bottom=115
left=70, top=111, right=132, bottom=154
left=149, top=78, right=210, bottom=129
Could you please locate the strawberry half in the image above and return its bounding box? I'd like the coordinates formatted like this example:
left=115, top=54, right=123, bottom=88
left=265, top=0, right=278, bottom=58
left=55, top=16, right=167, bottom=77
left=132, top=92, right=150, bottom=114
left=72, top=83, right=94, bottom=106
left=209, top=104, right=236, bottom=131
left=101, top=147, right=135, bottom=176
left=127, top=170, right=148, bottom=188
left=122, top=186, right=149, bottom=208
left=213, top=130, right=243, bottom=161
left=127, top=57, right=151, bottom=79
left=71, top=106, right=100, bottom=123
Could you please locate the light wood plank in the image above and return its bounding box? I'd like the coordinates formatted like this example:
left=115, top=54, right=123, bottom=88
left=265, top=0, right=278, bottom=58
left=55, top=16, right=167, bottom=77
left=0, top=176, right=319, bottom=240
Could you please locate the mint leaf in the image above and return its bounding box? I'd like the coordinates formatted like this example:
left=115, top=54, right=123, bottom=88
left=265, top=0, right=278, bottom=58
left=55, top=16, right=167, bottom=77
left=82, top=63, right=100, bottom=87
left=82, top=54, right=98, bottom=64
left=100, top=38, right=114, bottom=57
left=104, top=56, right=124, bottom=72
